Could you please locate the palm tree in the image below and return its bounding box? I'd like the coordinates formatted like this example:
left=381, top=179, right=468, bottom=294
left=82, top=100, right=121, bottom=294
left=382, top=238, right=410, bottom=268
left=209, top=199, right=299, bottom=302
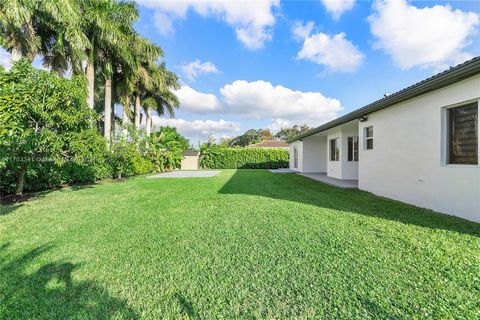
left=0, top=0, right=87, bottom=65
left=142, top=63, right=180, bottom=135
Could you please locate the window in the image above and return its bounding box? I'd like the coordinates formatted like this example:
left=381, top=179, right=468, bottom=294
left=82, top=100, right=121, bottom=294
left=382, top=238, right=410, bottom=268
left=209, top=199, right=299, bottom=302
left=348, top=137, right=359, bottom=161
left=293, top=145, right=298, bottom=168
left=364, top=126, right=373, bottom=150
left=329, top=138, right=339, bottom=161
left=448, top=102, right=478, bottom=165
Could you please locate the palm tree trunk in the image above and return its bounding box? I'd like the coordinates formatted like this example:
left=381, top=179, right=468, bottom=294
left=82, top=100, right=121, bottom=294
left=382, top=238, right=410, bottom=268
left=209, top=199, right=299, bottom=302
left=85, top=46, right=95, bottom=109
left=11, top=47, right=23, bottom=62
left=146, top=107, right=152, bottom=135
left=104, top=78, right=112, bottom=146
left=122, top=97, right=129, bottom=137
left=134, top=95, right=141, bottom=129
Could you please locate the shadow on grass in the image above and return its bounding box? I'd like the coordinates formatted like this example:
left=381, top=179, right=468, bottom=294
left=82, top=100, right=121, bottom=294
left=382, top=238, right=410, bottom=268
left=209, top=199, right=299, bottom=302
left=175, top=293, right=198, bottom=319
left=0, top=243, right=138, bottom=320
left=219, top=170, right=480, bottom=237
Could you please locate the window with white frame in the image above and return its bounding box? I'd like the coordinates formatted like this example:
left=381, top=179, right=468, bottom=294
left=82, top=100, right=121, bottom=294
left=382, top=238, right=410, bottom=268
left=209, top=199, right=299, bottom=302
left=293, top=145, right=298, bottom=168
left=364, top=126, right=373, bottom=150
left=447, top=102, right=478, bottom=165
left=348, top=137, right=358, bottom=161
left=329, top=138, right=339, bottom=161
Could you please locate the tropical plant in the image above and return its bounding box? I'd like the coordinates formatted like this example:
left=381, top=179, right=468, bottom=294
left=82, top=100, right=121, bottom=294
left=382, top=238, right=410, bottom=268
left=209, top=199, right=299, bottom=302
left=0, top=60, right=94, bottom=194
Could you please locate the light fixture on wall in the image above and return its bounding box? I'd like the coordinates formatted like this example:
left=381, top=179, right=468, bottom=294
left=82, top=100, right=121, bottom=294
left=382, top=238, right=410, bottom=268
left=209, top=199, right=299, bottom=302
left=359, top=116, right=368, bottom=122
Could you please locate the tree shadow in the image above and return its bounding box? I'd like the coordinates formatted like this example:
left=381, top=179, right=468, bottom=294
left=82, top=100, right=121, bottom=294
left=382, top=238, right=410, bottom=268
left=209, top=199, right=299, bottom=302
left=0, top=243, right=138, bottom=319
left=218, top=170, right=480, bottom=237
left=175, top=293, right=198, bottom=319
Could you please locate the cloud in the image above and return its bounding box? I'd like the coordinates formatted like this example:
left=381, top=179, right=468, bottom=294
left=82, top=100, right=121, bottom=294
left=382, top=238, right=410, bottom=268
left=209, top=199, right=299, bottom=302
left=175, top=85, right=221, bottom=113
left=152, top=117, right=241, bottom=142
left=296, top=31, right=364, bottom=72
left=220, top=80, right=342, bottom=125
left=368, top=0, right=479, bottom=69
left=292, top=21, right=314, bottom=40
left=321, top=0, right=355, bottom=19
left=138, top=0, right=279, bottom=49
left=267, top=118, right=292, bottom=132
left=0, top=48, right=12, bottom=70
left=181, top=59, right=219, bottom=81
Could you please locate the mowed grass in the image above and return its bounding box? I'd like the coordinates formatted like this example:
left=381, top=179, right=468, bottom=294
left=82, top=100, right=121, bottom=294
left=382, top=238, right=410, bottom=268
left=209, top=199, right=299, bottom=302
left=0, top=170, right=479, bottom=319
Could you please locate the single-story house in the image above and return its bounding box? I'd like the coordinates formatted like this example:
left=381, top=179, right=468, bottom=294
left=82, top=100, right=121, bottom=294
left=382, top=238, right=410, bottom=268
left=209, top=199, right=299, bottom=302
left=246, top=140, right=289, bottom=149
left=181, top=150, right=200, bottom=170
left=288, top=57, right=480, bottom=222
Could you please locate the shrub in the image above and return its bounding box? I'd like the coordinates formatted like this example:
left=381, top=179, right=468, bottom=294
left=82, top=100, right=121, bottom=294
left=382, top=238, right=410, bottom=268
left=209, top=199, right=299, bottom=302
left=200, top=147, right=289, bottom=169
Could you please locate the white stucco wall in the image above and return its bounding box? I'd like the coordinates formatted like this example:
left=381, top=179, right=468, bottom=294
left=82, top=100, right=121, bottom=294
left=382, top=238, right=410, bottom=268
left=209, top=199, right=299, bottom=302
left=358, top=75, right=480, bottom=222
left=326, top=123, right=359, bottom=179
left=303, top=135, right=327, bottom=173
left=289, top=141, right=303, bottom=172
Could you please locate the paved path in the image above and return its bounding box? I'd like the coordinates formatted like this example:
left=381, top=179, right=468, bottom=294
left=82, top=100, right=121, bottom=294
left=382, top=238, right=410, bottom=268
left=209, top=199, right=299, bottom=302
left=299, top=173, right=358, bottom=189
left=268, top=168, right=296, bottom=173
left=147, top=171, right=221, bottom=178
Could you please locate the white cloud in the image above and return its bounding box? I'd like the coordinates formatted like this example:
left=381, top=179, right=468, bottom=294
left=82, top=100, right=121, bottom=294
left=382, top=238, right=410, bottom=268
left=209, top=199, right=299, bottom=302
left=220, top=80, right=342, bottom=125
left=152, top=117, right=241, bottom=141
left=267, top=118, right=292, bottom=132
left=321, top=0, right=355, bottom=19
left=138, top=0, right=279, bottom=49
left=175, top=85, right=221, bottom=114
left=0, top=48, right=12, bottom=70
left=368, top=0, right=479, bottom=69
left=292, top=21, right=314, bottom=41
left=297, top=31, right=364, bottom=72
left=181, top=59, right=219, bottom=81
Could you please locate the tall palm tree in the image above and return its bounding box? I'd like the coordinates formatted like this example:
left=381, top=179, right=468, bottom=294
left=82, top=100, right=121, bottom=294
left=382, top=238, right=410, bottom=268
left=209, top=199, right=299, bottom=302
left=142, top=63, right=180, bottom=135
left=0, top=0, right=87, bottom=65
left=78, top=0, right=139, bottom=109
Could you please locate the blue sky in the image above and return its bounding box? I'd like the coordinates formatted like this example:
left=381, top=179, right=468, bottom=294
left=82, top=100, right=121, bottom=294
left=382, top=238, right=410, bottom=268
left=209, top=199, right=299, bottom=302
left=2, top=0, right=478, bottom=144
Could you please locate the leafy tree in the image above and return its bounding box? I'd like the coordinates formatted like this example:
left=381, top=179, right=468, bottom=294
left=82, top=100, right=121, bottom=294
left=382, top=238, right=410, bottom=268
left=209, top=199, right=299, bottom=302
left=147, top=127, right=189, bottom=172
left=274, top=125, right=312, bottom=141
left=0, top=60, right=94, bottom=194
left=228, top=129, right=264, bottom=147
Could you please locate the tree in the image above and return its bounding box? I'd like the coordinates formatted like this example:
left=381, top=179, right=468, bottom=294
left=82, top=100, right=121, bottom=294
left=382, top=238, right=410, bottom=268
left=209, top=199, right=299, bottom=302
left=229, top=129, right=264, bottom=147
left=274, top=125, right=312, bottom=141
left=0, top=0, right=87, bottom=64
left=0, top=60, right=94, bottom=194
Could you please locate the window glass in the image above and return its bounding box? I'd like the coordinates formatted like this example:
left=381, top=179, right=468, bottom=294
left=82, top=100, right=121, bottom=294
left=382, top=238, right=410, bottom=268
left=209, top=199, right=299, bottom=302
left=330, top=138, right=339, bottom=161
left=348, top=137, right=359, bottom=161
left=448, top=103, right=478, bottom=165
left=364, top=126, right=373, bottom=150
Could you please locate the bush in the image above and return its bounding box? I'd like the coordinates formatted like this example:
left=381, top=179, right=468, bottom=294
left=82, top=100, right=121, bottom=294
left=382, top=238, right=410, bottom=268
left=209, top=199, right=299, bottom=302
left=200, top=147, right=289, bottom=169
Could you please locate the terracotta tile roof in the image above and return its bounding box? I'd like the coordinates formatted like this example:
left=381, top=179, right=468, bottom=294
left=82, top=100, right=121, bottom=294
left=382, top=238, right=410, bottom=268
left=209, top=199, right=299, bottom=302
left=246, top=140, right=289, bottom=148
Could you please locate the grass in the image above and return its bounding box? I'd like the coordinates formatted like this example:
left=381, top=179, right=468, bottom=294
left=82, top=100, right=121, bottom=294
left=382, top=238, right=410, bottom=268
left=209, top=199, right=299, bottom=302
left=0, top=169, right=479, bottom=319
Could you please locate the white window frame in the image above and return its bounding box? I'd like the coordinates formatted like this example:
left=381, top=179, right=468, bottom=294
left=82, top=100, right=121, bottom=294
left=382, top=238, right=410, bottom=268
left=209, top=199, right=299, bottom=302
left=364, top=126, right=373, bottom=150
left=347, top=136, right=359, bottom=162
left=329, top=138, right=339, bottom=161
left=441, top=99, right=479, bottom=167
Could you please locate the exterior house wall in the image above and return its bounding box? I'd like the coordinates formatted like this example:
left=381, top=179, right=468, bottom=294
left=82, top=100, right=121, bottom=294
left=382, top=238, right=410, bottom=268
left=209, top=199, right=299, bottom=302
left=358, top=75, right=480, bottom=222
left=289, top=140, right=303, bottom=172
left=303, top=136, right=327, bottom=173
left=181, top=156, right=199, bottom=170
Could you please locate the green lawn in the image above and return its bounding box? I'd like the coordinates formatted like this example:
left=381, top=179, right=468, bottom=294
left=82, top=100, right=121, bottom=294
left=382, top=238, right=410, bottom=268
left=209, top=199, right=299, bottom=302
left=0, top=170, right=479, bottom=319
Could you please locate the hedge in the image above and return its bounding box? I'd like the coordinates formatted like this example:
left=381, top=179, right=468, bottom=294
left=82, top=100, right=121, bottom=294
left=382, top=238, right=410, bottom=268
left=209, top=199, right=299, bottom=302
left=200, top=147, right=289, bottom=169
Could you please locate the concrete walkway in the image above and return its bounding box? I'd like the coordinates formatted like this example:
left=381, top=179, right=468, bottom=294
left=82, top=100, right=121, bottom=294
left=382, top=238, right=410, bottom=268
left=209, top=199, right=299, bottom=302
left=268, top=168, right=296, bottom=173
left=299, top=173, right=358, bottom=189
left=147, top=171, right=221, bottom=178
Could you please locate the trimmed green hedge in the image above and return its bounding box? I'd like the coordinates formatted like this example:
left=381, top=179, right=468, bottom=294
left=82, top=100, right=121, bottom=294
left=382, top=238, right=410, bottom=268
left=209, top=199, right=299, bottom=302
left=200, top=147, right=289, bottom=169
